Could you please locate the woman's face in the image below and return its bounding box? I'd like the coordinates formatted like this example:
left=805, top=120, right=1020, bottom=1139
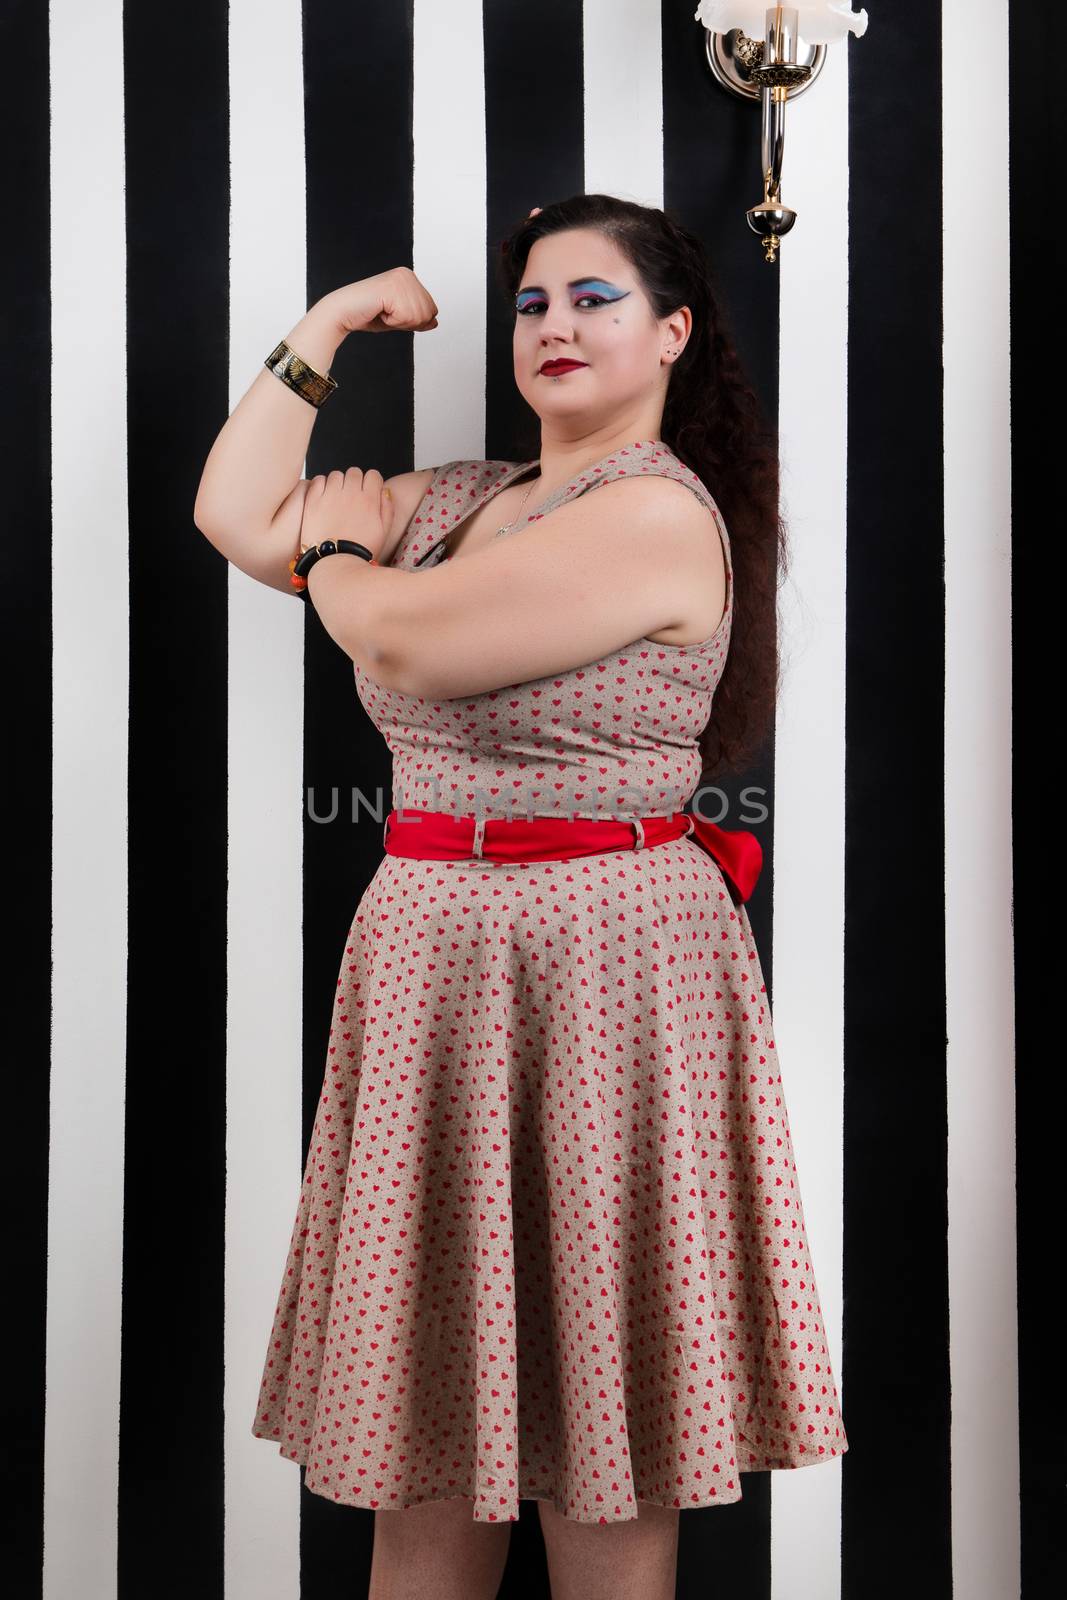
left=512, top=227, right=685, bottom=430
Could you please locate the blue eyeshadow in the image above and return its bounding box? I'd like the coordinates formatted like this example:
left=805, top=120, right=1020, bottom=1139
left=516, top=279, right=629, bottom=309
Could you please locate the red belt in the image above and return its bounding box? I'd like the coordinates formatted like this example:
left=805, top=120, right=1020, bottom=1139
left=382, top=807, right=762, bottom=905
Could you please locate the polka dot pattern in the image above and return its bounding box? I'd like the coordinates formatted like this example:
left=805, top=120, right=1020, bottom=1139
left=250, top=442, right=848, bottom=1523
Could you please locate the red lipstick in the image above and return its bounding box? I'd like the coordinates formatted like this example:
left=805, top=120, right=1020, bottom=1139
left=539, top=359, right=588, bottom=376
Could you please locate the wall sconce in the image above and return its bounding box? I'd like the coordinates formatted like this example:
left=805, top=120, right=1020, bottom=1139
left=694, top=3, right=869, bottom=262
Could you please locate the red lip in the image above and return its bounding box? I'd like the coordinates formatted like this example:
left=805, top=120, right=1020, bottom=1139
left=540, top=360, right=587, bottom=375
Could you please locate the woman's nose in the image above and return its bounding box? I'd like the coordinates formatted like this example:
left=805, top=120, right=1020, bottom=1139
left=538, top=306, right=577, bottom=341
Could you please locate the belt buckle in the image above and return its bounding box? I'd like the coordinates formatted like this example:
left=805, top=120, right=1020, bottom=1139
left=630, top=818, right=646, bottom=850
left=471, top=816, right=486, bottom=859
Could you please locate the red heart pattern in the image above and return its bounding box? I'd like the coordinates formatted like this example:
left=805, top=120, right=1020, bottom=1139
left=250, top=444, right=848, bottom=1524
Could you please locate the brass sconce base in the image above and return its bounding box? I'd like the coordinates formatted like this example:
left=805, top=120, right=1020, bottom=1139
left=704, top=27, right=825, bottom=103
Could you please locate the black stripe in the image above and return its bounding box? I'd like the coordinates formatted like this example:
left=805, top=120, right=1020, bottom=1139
left=663, top=5, right=781, bottom=1590
left=664, top=3, right=781, bottom=994
left=298, top=0, right=417, bottom=1582
left=483, top=9, right=585, bottom=1574
left=485, top=0, right=585, bottom=464
left=2, top=2, right=51, bottom=1596
left=485, top=3, right=581, bottom=1590
left=1010, top=4, right=1062, bottom=1594
left=842, top=5, right=950, bottom=1593
left=119, top=5, right=230, bottom=1591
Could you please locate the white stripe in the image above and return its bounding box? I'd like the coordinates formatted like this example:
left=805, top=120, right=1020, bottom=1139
left=413, top=0, right=489, bottom=467
left=226, top=2, right=308, bottom=1594
left=772, top=32, right=850, bottom=1599
left=584, top=0, right=665, bottom=208
left=943, top=4, right=1017, bottom=1595
left=46, top=4, right=129, bottom=1595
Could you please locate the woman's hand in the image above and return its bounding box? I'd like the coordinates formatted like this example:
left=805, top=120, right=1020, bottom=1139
left=326, top=266, right=440, bottom=336
left=300, top=468, right=395, bottom=563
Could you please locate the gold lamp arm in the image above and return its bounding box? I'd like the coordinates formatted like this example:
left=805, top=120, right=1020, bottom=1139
left=747, top=6, right=810, bottom=262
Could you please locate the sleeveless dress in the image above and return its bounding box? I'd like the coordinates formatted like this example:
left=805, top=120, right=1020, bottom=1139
left=250, top=438, right=848, bottom=1523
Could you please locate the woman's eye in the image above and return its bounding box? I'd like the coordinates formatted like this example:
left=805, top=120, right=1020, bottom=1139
left=516, top=294, right=607, bottom=315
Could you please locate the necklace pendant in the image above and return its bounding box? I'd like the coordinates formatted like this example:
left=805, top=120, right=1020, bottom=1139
left=494, top=475, right=537, bottom=540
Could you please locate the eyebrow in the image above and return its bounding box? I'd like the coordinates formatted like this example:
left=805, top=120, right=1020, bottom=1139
left=516, top=277, right=622, bottom=296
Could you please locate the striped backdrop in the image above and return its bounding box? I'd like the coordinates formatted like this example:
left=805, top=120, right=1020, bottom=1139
left=5, top=0, right=1036, bottom=1594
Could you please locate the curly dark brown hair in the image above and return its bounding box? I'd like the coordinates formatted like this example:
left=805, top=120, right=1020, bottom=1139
left=496, top=193, right=788, bottom=779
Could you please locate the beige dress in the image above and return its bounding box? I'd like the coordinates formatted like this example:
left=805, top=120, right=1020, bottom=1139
left=250, top=438, right=848, bottom=1523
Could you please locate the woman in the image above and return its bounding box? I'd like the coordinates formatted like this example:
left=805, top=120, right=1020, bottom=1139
left=195, top=193, right=847, bottom=1600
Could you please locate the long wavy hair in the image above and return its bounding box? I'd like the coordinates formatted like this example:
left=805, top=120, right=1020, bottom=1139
left=496, top=193, right=787, bottom=779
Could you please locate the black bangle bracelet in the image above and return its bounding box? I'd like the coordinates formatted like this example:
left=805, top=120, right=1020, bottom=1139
left=293, top=539, right=375, bottom=601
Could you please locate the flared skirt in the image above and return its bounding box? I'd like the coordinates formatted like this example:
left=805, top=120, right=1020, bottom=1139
left=250, top=836, right=848, bottom=1523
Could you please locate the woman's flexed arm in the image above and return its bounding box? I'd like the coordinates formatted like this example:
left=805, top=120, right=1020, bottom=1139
left=192, top=268, right=440, bottom=592
left=192, top=296, right=346, bottom=573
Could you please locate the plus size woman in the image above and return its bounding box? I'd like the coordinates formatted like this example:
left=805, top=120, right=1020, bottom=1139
left=195, top=193, right=847, bottom=1600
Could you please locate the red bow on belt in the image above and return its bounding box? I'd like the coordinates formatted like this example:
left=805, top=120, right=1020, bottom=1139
left=383, top=808, right=763, bottom=905
left=682, top=812, right=763, bottom=905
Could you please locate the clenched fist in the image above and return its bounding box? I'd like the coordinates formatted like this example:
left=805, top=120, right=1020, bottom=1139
left=300, top=467, right=395, bottom=563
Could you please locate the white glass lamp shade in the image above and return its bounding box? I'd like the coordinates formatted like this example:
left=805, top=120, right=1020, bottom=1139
left=693, top=1, right=869, bottom=43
